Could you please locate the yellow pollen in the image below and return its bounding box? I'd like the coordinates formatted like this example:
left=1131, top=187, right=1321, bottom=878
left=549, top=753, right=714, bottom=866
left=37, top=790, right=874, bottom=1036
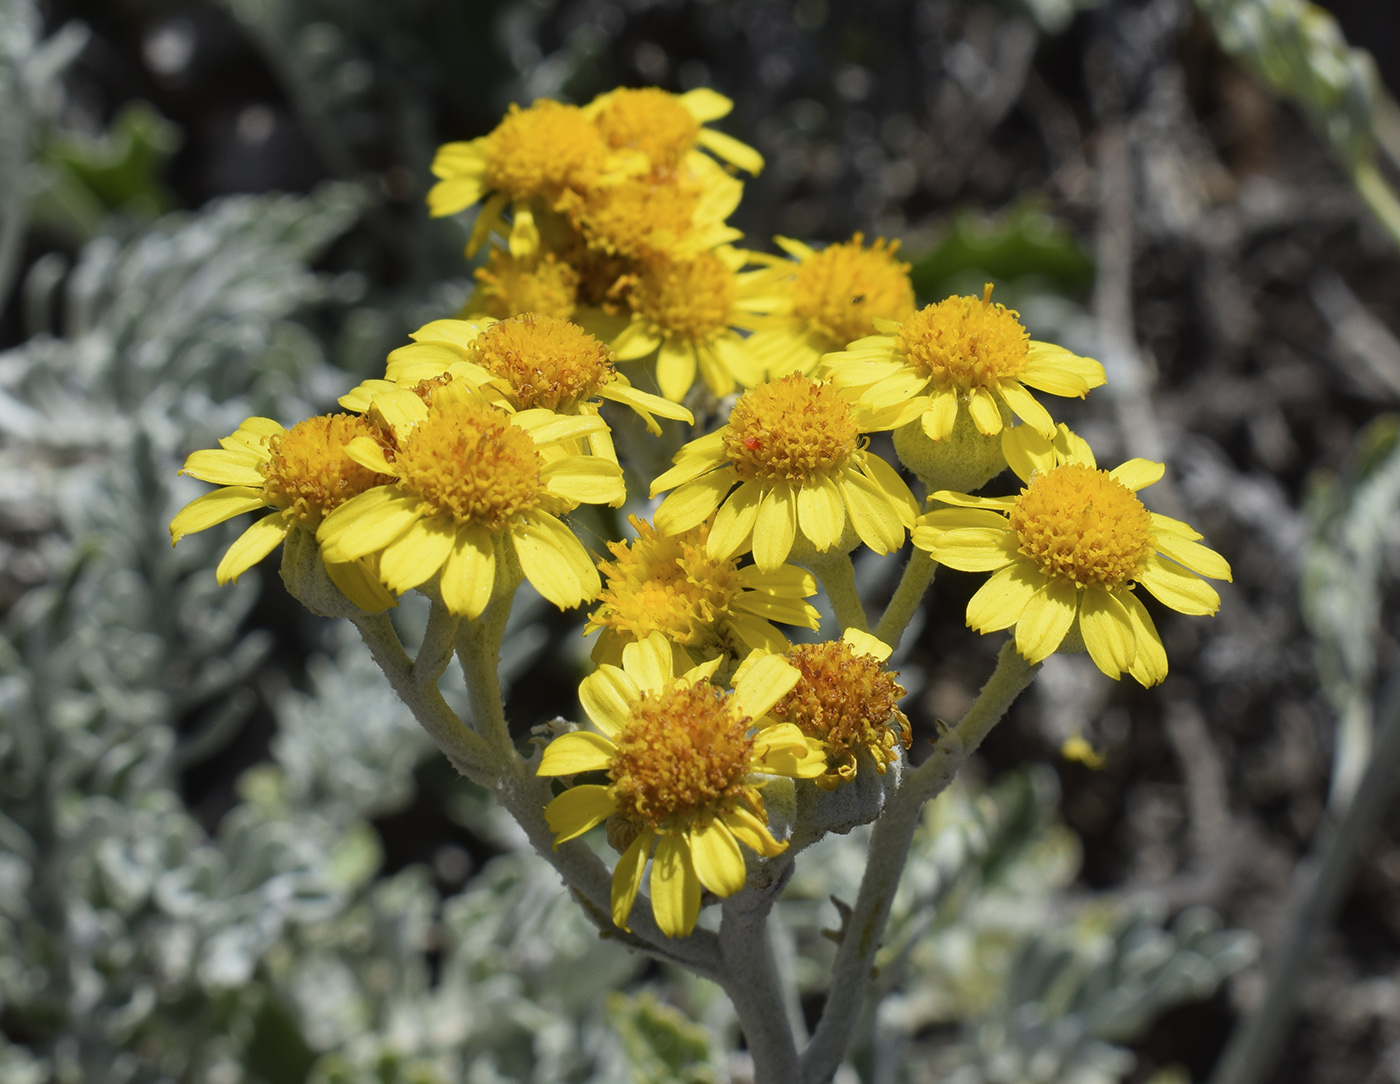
left=261, top=415, right=391, bottom=529
left=609, top=683, right=755, bottom=830
left=895, top=292, right=1030, bottom=390
left=470, top=313, right=616, bottom=409
left=1010, top=464, right=1154, bottom=587
left=571, top=176, right=703, bottom=261
left=770, top=641, right=910, bottom=789
left=723, top=374, right=860, bottom=484
left=471, top=250, right=579, bottom=321
left=392, top=400, right=543, bottom=529
left=593, top=88, right=700, bottom=169
left=591, top=517, right=743, bottom=651
left=630, top=251, right=736, bottom=342
left=791, top=234, right=915, bottom=349
left=484, top=100, right=606, bottom=200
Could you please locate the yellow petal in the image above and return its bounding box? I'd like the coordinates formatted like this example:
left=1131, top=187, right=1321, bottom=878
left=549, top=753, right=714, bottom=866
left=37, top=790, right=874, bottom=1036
left=438, top=523, right=496, bottom=619
left=918, top=392, right=959, bottom=441
left=1015, top=578, right=1079, bottom=663
left=731, top=592, right=821, bottom=628
left=324, top=557, right=397, bottom=613
left=838, top=471, right=905, bottom=554
left=735, top=563, right=817, bottom=598
left=1001, top=424, right=1055, bottom=483
left=367, top=388, right=430, bottom=442
left=861, top=453, right=918, bottom=526
left=707, top=482, right=764, bottom=562
left=753, top=484, right=797, bottom=573
left=997, top=380, right=1054, bottom=437
left=512, top=513, right=599, bottom=610
left=1109, top=458, right=1165, bottom=492
left=1078, top=586, right=1135, bottom=679
left=1152, top=532, right=1232, bottom=582
left=917, top=507, right=1008, bottom=531
left=966, top=386, right=1004, bottom=436
left=170, top=487, right=268, bottom=543
left=538, top=731, right=616, bottom=776
left=695, top=126, right=764, bottom=174
left=317, top=488, right=422, bottom=563
left=541, top=455, right=626, bottom=505
left=1135, top=554, right=1220, bottom=616
left=580, top=664, right=640, bottom=737
left=650, top=835, right=701, bottom=938
left=426, top=174, right=487, bottom=217
left=215, top=512, right=289, bottom=584
left=966, top=562, right=1046, bottom=633
left=508, top=203, right=539, bottom=258
left=409, top=317, right=492, bottom=352
left=1021, top=343, right=1105, bottom=395
left=927, top=490, right=1017, bottom=511
left=384, top=341, right=468, bottom=380
left=612, top=320, right=663, bottom=361
left=597, top=381, right=695, bottom=425
left=657, top=339, right=698, bottom=403
left=689, top=821, right=747, bottom=898
left=680, top=86, right=733, bottom=121
left=653, top=469, right=738, bottom=534
left=842, top=627, right=892, bottom=660
left=1120, top=590, right=1168, bottom=687
left=723, top=807, right=786, bottom=857
left=344, top=435, right=395, bottom=476
left=622, top=631, right=674, bottom=693
left=611, top=829, right=652, bottom=931
left=515, top=410, right=609, bottom=447
left=913, top=526, right=1018, bottom=572
left=220, top=416, right=283, bottom=451
left=733, top=654, right=801, bottom=719
left=180, top=448, right=266, bottom=487
left=796, top=475, right=846, bottom=552
left=379, top=516, right=455, bottom=593
left=1150, top=512, right=1203, bottom=541
left=544, top=785, right=618, bottom=845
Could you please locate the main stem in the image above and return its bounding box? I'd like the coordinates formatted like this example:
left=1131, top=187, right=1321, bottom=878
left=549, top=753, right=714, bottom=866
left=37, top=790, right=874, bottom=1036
left=803, top=550, right=869, bottom=634
left=874, top=553, right=936, bottom=650
left=720, top=893, right=801, bottom=1081
left=800, top=641, right=1037, bottom=1083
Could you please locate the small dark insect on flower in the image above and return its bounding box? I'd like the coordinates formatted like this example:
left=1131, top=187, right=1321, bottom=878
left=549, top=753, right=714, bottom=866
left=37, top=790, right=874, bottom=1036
left=850, top=294, right=866, bottom=304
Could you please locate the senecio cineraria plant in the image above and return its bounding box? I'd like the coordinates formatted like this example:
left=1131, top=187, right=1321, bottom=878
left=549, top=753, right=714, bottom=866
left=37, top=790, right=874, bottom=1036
left=170, top=87, right=1231, bottom=1082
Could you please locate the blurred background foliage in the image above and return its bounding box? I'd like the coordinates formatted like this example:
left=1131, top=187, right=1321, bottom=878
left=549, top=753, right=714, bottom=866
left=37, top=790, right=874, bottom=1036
left=3, top=0, right=1400, bottom=1081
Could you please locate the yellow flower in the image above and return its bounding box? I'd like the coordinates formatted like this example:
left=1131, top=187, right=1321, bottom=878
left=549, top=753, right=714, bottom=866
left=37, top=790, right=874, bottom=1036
left=316, top=383, right=624, bottom=617
left=911, top=428, right=1232, bottom=685
left=758, top=628, right=911, bottom=791
left=823, top=284, right=1105, bottom=440
left=463, top=247, right=580, bottom=322
left=537, top=632, right=825, bottom=938
left=650, top=374, right=921, bottom=571
left=747, top=233, right=916, bottom=379
left=610, top=247, right=777, bottom=403
left=583, top=86, right=764, bottom=176
left=341, top=314, right=693, bottom=444
left=427, top=99, right=609, bottom=256
left=169, top=414, right=395, bottom=611
left=586, top=514, right=822, bottom=668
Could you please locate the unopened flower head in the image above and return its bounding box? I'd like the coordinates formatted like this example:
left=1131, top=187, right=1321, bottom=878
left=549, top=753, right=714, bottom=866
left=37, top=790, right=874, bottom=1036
left=749, top=233, right=915, bottom=378
left=824, top=284, right=1105, bottom=442
left=537, top=633, right=824, bottom=938
left=466, top=248, right=580, bottom=322
left=611, top=247, right=774, bottom=402
left=650, top=373, right=920, bottom=571
left=316, top=384, right=624, bottom=617
left=587, top=514, right=821, bottom=668
left=169, top=414, right=396, bottom=610
left=762, top=628, right=911, bottom=790
left=912, top=427, right=1232, bottom=685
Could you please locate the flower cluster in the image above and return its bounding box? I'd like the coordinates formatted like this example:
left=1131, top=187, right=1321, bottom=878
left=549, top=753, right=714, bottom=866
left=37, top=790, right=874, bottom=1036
left=171, top=85, right=1232, bottom=943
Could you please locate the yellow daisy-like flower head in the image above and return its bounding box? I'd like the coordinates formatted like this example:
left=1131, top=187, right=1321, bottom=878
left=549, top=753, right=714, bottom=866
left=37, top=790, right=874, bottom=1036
left=763, top=628, right=911, bottom=791
left=749, top=233, right=916, bottom=378
left=169, top=414, right=396, bottom=611
left=316, top=384, right=624, bottom=617
left=650, top=373, right=921, bottom=572
left=584, top=86, right=764, bottom=175
left=911, top=428, right=1233, bottom=686
left=586, top=514, right=821, bottom=668
left=464, top=248, right=580, bottom=322
left=611, top=247, right=774, bottom=403
left=342, top=315, right=693, bottom=442
left=824, top=284, right=1106, bottom=441
left=537, top=632, right=825, bottom=938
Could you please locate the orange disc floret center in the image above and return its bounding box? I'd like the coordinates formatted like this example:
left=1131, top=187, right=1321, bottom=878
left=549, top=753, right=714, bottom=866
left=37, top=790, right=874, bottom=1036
left=594, top=89, right=700, bottom=168
left=471, top=313, right=616, bottom=409
left=1010, top=464, right=1154, bottom=587
left=723, top=375, right=860, bottom=484
left=262, top=415, right=391, bottom=529
left=631, top=252, right=736, bottom=342
left=393, top=401, right=543, bottom=529
left=609, top=683, right=755, bottom=829
left=472, top=250, right=579, bottom=321
left=791, top=235, right=915, bottom=349
left=483, top=101, right=605, bottom=199
left=895, top=296, right=1030, bottom=389
left=771, top=643, right=910, bottom=767
left=594, top=521, right=741, bottom=647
